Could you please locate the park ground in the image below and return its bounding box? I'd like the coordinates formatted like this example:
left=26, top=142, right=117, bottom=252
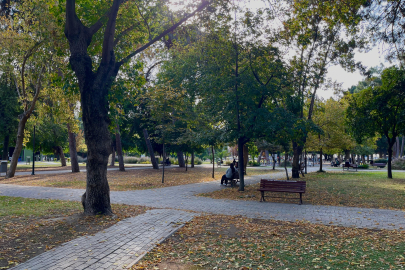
left=1, top=166, right=405, bottom=269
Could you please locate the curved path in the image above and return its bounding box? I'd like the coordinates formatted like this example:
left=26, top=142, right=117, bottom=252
left=2, top=167, right=404, bottom=270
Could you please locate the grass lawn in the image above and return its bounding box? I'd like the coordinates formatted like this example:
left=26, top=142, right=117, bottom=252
left=0, top=196, right=148, bottom=269
left=135, top=214, right=405, bottom=270
left=200, top=171, right=405, bottom=210
left=0, top=167, right=279, bottom=191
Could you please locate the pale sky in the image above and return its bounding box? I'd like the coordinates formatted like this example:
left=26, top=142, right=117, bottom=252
left=321, top=46, right=387, bottom=100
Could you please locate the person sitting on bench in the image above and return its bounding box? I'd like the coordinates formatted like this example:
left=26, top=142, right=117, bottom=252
left=221, top=163, right=236, bottom=186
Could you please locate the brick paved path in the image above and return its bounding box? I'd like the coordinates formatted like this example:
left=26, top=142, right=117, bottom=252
left=11, top=209, right=196, bottom=270
left=2, top=167, right=405, bottom=269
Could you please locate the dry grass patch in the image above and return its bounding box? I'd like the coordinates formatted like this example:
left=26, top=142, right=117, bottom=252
left=135, top=214, right=405, bottom=270
left=200, top=171, right=405, bottom=210
left=0, top=167, right=278, bottom=191
left=0, top=196, right=148, bottom=269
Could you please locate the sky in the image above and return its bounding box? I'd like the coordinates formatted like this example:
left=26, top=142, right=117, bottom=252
left=322, top=46, right=387, bottom=100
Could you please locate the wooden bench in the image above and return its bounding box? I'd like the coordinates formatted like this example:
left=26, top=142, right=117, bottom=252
left=342, top=163, right=358, bottom=171
left=371, top=163, right=386, bottom=169
left=257, top=179, right=306, bottom=205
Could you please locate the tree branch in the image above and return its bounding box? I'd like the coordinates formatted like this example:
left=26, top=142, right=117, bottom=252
left=118, top=0, right=210, bottom=65
left=101, top=0, right=121, bottom=64
left=26, top=65, right=46, bottom=117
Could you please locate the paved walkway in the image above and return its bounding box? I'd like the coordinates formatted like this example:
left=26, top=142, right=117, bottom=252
left=2, top=167, right=404, bottom=269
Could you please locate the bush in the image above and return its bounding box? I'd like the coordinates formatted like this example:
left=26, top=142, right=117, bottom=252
left=279, top=160, right=292, bottom=167
left=392, top=158, right=405, bottom=170
left=373, top=158, right=388, bottom=164
left=77, top=156, right=87, bottom=163
left=248, top=161, right=261, bottom=166
left=358, top=164, right=369, bottom=169
left=194, top=157, right=203, bottom=165
left=123, top=157, right=151, bottom=164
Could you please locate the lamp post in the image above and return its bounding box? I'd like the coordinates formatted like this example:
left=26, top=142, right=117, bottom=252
left=31, top=125, right=35, bottom=175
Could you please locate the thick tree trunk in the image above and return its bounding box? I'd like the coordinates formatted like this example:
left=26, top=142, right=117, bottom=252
left=319, top=148, right=323, bottom=172
left=6, top=117, right=28, bottom=178
left=2, top=134, right=9, bottom=161
left=243, top=144, right=248, bottom=175
left=143, top=129, right=159, bottom=169
left=238, top=138, right=245, bottom=191
left=68, top=126, right=80, bottom=173
left=211, top=146, right=214, bottom=178
left=191, top=152, right=195, bottom=168
left=292, top=141, right=304, bottom=178
left=387, top=137, right=395, bottom=179
left=110, top=145, right=115, bottom=167
left=284, top=153, right=289, bottom=180
left=57, top=146, right=67, bottom=167
left=177, top=151, right=185, bottom=167
left=115, top=125, right=125, bottom=172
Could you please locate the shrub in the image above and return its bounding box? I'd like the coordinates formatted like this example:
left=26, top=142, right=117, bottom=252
left=77, top=156, right=87, bottom=163
left=248, top=161, right=261, bottom=166
left=358, top=164, right=369, bottom=169
left=169, top=157, right=179, bottom=165
left=373, top=158, right=388, bottom=164
left=124, top=157, right=138, bottom=164
left=194, top=157, right=203, bottom=165
left=392, top=158, right=405, bottom=170
left=279, top=160, right=292, bottom=167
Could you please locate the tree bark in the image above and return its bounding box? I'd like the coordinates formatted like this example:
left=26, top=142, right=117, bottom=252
left=110, top=145, right=115, bottom=166
left=319, top=148, right=323, bottom=172
left=2, top=134, right=9, bottom=161
left=344, top=150, right=350, bottom=162
left=6, top=117, right=28, bottom=178
left=387, top=137, right=395, bottom=179
left=271, top=153, right=276, bottom=170
left=211, top=146, right=214, bottom=178
left=143, top=129, right=159, bottom=169
left=57, top=146, right=67, bottom=166
left=191, top=151, right=195, bottom=168
left=292, top=141, right=304, bottom=178
left=243, top=144, right=248, bottom=175
left=284, top=152, right=289, bottom=180
left=265, top=150, right=270, bottom=166
left=257, top=151, right=262, bottom=163
left=68, top=125, right=80, bottom=173
left=238, top=138, right=245, bottom=191
left=177, top=151, right=185, bottom=167
left=401, top=136, right=405, bottom=158
left=115, top=124, right=125, bottom=171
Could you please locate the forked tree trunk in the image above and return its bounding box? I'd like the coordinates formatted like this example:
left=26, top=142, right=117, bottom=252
left=57, top=146, right=67, bottom=167
left=115, top=125, right=125, bottom=171
left=143, top=129, right=159, bottom=169
left=177, top=151, right=185, bottom=167
left=2, top=135, right=9, bottom=161
left=6, top=117, right=28, bottom=178
left=68, top=125, right=80, bottom=173
left=191, top=152, right=195, bottom=168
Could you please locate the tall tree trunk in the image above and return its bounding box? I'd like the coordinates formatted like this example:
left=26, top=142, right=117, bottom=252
left=191, top=151, right=195, bottom=168
left=304, top=150, right=307, bottom=174
left=115, top=124, right=125, bottom=171
left=56, top=146, right=67, bottom=166
left=271, top=153, right=276, bottom=170
left=401, top=136, right=405, bottom=158
left=284, top=152, right=289, bottom=180
left=396, top=137, right=400, bottom=159
left=143, top=129, right=159, bottom=169
left=2, top=134, right=9, bottom=161
left=185, top=153, right=188, bottom=171
left=257, top=151, right=262, bottom=163
left=211, top=146, right=214, bottom=178
left=177, top=151, right=185, bottom=167
left=319, top=148, right=323, bottom=172
left=68, top=125, right=80, bottom=173
left=6, top=117, right=28, bottom=178
left=162, top=140, right=165, bottom=183
left=387, top=138, right=395, bottom=179
left=243, top=144, right=248, bottom=175
left=344, top=150, right=350, bottom=162
left=292, top=141, right=304, bottom=178
left=265, top=150, right=270, bottom=166
left=238, top=138, right=245, bottom=191
left=110, top=145, right=115, bottom=167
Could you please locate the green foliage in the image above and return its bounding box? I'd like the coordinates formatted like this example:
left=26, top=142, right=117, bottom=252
left=373, top=158, right=388, bottom=164
left=123, top=157, right=150, bottom=164
left=358, top=164, right=369, bottom=169
left=248, top=161, right=261, bottom=167
left=280, top=160, right=292, bottom=167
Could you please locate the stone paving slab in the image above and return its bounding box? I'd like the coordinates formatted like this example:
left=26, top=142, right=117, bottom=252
left=11, top=209, right=197, bottom=270
left=1, top=168, right=405, bottom=231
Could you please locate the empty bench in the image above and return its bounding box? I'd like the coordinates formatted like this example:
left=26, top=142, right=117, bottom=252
left=257, top=179, right=306, bottom=205
left=342, top=163, right=358, bottom=171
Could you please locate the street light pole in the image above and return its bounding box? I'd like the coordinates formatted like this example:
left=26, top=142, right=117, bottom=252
left=31, top=125, right=35, bottom=175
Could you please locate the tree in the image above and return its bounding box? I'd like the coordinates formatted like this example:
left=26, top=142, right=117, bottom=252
left=63, top=0, right=210, bottom=215
left=347, top=66, right=405, bottom=178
